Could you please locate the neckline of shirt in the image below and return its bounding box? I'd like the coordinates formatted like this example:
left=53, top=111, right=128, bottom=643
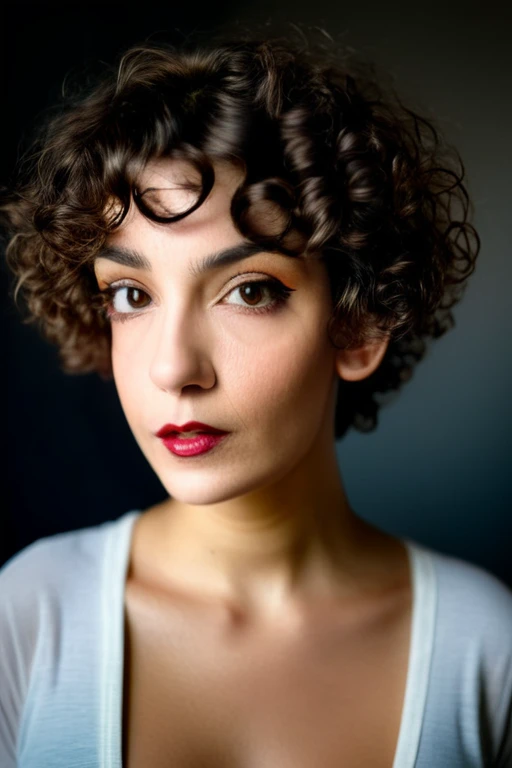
left=100, top=511, right=437, bottom=768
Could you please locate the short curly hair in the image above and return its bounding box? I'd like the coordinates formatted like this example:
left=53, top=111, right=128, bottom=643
left=1, top=30, right=479, bottom=440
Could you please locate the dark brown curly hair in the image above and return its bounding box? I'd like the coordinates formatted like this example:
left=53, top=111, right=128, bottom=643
left=1, top=29, right=479, bottom=440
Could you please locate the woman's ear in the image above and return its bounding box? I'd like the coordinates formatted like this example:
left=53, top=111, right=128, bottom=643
left=334, top=336, right=390, bottom=382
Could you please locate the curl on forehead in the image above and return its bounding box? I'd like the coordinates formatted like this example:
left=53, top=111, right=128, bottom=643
left=132, top=157, right=240, bottom=225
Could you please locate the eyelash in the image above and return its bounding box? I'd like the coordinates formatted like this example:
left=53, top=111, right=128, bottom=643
left=100, top=275, right=295, bottom=323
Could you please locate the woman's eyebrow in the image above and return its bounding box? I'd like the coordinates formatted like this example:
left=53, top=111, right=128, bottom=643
left=95, top=245, right=150, bottom=270
left=95, top=242, right=297, bottom=275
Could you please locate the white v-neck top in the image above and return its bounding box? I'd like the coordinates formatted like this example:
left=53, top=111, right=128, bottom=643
left=1, top=510, right=511, bottom=767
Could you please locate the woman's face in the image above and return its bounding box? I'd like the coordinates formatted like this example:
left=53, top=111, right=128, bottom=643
left=94, top=158, right=340, bottom=506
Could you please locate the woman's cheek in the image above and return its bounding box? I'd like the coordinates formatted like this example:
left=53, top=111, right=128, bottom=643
left=210, top=306, right=294, bottom=346
left=111, top=331, right=148, bottom=415
left=231, top=332, right=330, bottom=419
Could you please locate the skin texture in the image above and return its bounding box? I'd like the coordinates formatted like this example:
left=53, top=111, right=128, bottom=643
left=94, top=158, right=412, bottom=766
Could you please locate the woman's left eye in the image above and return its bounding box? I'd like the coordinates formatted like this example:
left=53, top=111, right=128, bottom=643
left=101, top=284, right=151, bottom=322
left=222, top=279, right=294, bottom=314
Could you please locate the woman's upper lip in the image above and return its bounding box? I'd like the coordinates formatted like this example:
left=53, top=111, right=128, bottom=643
left=155, top=421, right=228, bottom=437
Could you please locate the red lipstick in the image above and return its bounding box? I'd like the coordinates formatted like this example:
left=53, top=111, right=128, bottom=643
left=156, top=421, right=229, bottom=457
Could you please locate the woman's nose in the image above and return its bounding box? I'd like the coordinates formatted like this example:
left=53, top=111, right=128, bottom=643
left=149, top=306, right=216, bottom=394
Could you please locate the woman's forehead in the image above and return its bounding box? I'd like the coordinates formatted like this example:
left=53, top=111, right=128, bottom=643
left=103, top=157, right=319, bottom=279
left=140, top=157, right=243, bottom=212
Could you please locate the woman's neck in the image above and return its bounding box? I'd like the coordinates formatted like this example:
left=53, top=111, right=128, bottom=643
left=131, top=434, right=386, bottom=625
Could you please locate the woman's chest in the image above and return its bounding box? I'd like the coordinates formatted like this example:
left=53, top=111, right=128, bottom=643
left=121, top=581, right=412, bottom=768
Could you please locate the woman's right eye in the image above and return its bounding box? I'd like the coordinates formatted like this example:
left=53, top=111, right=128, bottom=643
left=105, top=285, right=151, bottom=319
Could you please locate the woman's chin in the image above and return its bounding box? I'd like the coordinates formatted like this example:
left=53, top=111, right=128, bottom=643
left=154, top=468, right=276, bottom=509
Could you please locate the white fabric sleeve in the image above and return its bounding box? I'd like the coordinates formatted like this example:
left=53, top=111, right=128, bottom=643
left=0, top=546, right=42, bottom=767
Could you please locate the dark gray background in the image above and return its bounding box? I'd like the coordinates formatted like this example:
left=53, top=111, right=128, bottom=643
left=2, top=1, right=511, bottom=584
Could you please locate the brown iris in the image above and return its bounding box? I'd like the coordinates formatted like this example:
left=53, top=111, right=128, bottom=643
left=240, top=283, right=265, bottom=306
left=126, top=287, right=150, bottom=309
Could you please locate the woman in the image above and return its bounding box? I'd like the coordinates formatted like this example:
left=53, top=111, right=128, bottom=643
left=1, top=32, right=511, bottom=767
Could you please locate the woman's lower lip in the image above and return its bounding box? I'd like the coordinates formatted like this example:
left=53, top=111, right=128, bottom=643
left=160, top=432, right=229, bottom=457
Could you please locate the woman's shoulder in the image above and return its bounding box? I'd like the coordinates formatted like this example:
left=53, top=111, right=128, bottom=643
left=2, top=517, right=106, bottom=590
left=0, top=511, right=139, bottom=765
left=0, top=511, right=140, bottom=611
left=420, top=542, right=512, bottom=628
left=408, top=540, right=512, bottom=650
left=403, top=543, right=512, bottom=765
left=0, top=510, right=140, bottom=684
